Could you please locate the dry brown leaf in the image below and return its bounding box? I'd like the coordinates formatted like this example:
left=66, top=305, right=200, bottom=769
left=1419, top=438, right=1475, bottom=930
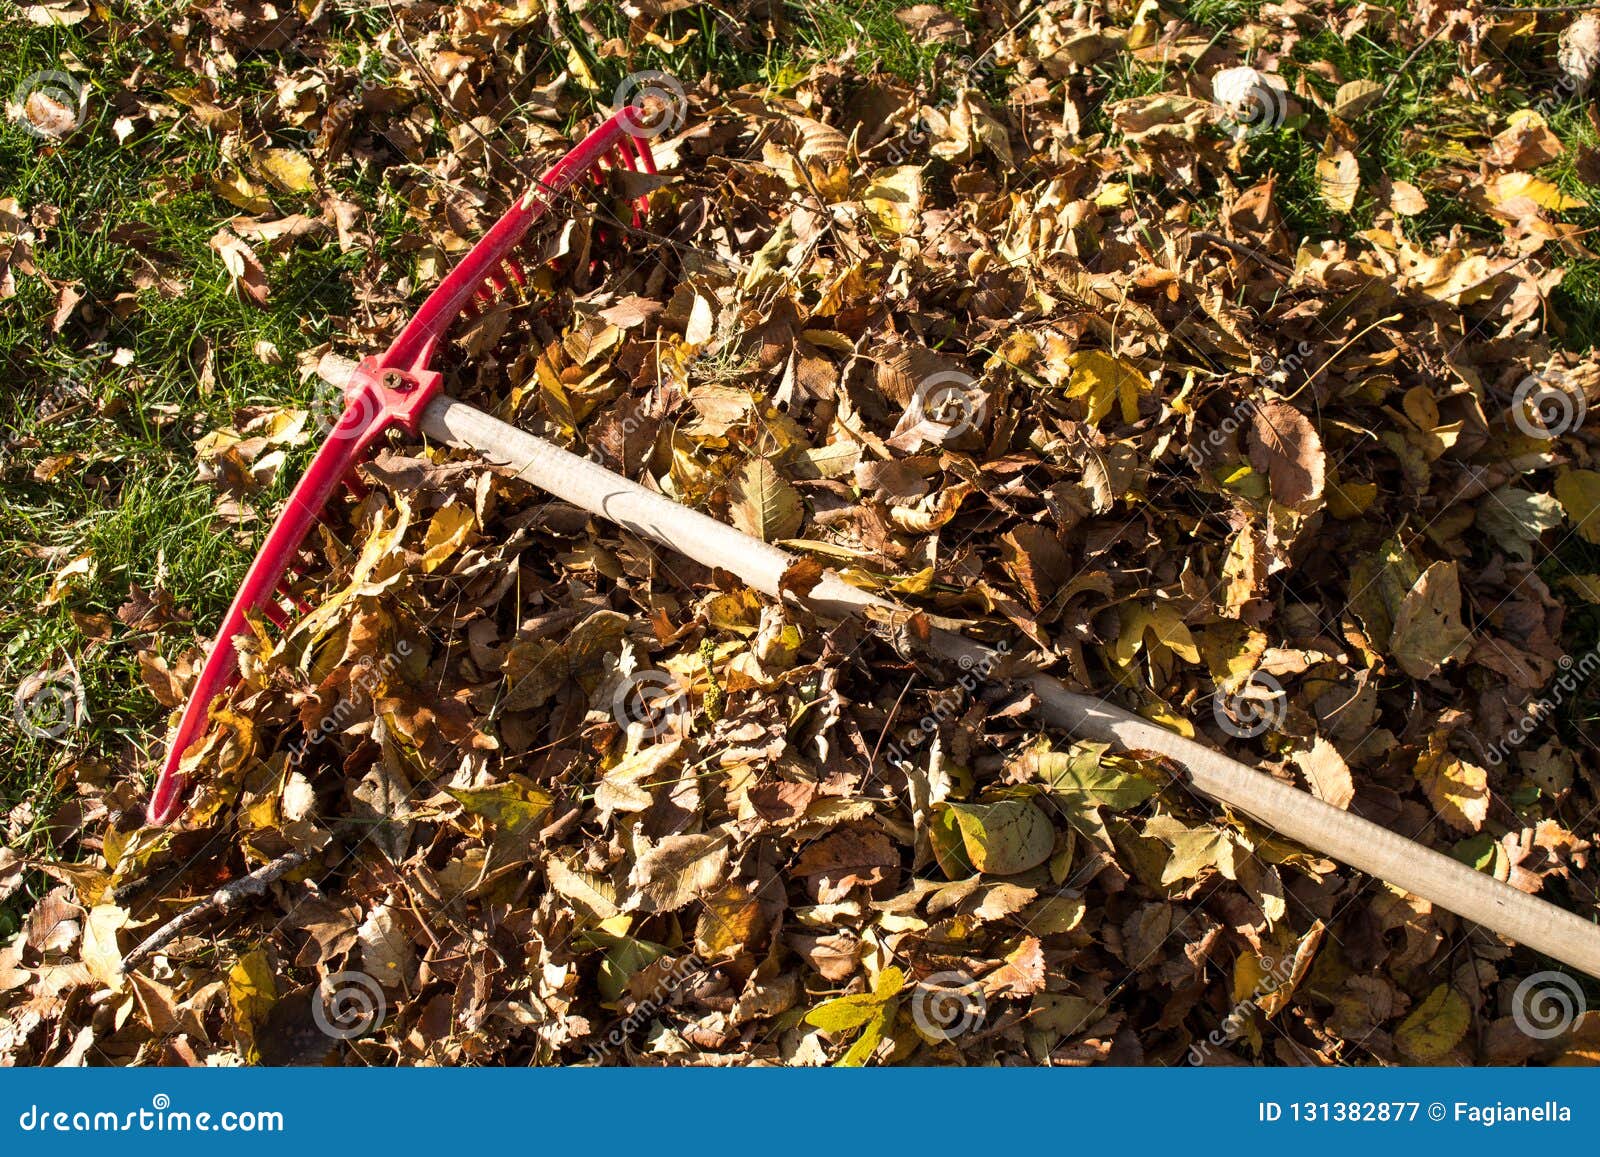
left=1315, top=135, right=1360, bottom=213
left=628, top=831, right=732, bottom=912
left=1391, top=561, right=1471, bottom=679
left=1415, top=734, right=1489, bottom=833
left=1293, top=738, right=1354, bottom=810
left=1248, top=399, right=1325, bottom=508
left=730, top=458, right=804, bottom=542
left=209, top=228, right=270, bottom=307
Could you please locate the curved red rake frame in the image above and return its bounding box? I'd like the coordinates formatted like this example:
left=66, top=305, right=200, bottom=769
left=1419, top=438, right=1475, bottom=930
left=147, top=109, right=657, bottom=825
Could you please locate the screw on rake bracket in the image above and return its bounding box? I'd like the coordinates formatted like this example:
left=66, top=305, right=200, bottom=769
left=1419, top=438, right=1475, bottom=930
left=347, top=360, right=442, bottom=435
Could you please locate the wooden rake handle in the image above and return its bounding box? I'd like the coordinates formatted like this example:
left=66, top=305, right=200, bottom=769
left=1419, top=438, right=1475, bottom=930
left=320, top=357, right=1600, bottom=978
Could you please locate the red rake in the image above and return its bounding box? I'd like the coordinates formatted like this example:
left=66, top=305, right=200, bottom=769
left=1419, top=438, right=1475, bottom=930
left=147, top=108, right=656, bottom=826
left=146, top=109, right=1600, bottom=981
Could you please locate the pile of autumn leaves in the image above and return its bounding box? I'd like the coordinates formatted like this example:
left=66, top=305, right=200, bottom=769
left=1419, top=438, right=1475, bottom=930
left=7, top=0, right=1600, bottom=1067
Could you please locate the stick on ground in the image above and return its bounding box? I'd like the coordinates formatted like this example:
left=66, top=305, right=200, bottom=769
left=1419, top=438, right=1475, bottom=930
left=120, top=848, right=309, bottom=973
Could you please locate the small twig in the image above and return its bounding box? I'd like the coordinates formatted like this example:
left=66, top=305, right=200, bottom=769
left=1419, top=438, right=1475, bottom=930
left=1482, top=4, right=1600, bottom=12
left=1284, top=312, right=1405, bottom=401
left=869, top=672, right=919, bottom=776
left=1382, top=25, right=1448, bottom=101
left=1192, top=231, right=1295, bottom=277
left=120, top=848, right=310, bottom=973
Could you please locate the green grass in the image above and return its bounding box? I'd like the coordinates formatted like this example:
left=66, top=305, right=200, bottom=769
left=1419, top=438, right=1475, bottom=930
left=0, top=17, right=368, bottom=931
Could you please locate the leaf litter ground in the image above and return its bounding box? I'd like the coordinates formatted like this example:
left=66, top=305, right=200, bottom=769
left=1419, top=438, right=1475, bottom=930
left=6, top=0, right=1600, bottom=1067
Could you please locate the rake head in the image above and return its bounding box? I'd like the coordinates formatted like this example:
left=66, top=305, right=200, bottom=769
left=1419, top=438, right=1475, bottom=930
left=146, top=108, right=658, bottom=826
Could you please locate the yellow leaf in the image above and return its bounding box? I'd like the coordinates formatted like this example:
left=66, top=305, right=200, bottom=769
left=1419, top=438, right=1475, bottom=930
left=1021, top=740, right=1160, bottom=810
left=294, top=498, right=412, bottom=642
left=1333, top=79, right=1383, bottom=119
left=39, top=551, right=93, bottom=607
left=1143, top=814, right=1236, bottom=884
left=543, top=855, right=621, bottom=919
left=838, top=1006, right=892, bottom=1066
left=944, top=800, right=1056, bottom=875
left=1316, top=135, right=1360, bottom=213
left=256, top=147, right=317, bottom=194
left=1560, top=574, right=1600, bottom=604
left=1294, top=738, right=1354, bottom=810
left=730, top=458, right=803, bottom=542
left=1094, top=182, right=1130, bottom=207
left=796, top=117, right=851, bottom=197
left=446, top=775, right=553, bottom=834
left=564, top=44, right=599, bottom=90
left=1138, top=699, right=1196, bottom=737
left=694, top=879, right=766, bottom=958
left=419, top=502, right=475, bottom=573
left=1327, top=471, right=1378, bottom=519
left=228, top=947, right=278, bottom=1062
left=1414, top=732, right=1489, bottom=833
left=81, top=904, right=128, bottom=991
left=807, top=987, right=893, bottom=1033
left=1489, top=171, right=1587, bottom=213
left=863, top=166, right=924, bottom=234
left=1390, top=560, right=1470, bottom=679
left=1395, top=985, right=1471, bottom=1063
left=1556, top=470, right=1600, bottom=543
left=1143, top=602, right=1201, bottom=664
left=805, top=964, right=906, bottom=1060
left=1221, top=525, right=1261, bottom=609
left=212, top=171, right=272, bottom=213
left=1065, top=350, right=1150, bottom=425
left=1254, top=922, right=1325, bottom=1018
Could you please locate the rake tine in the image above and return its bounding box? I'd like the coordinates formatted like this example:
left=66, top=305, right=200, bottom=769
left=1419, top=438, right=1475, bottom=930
left=628, top=132, right=657, bottom=175
left=615, top=134, right=640, bottom=172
